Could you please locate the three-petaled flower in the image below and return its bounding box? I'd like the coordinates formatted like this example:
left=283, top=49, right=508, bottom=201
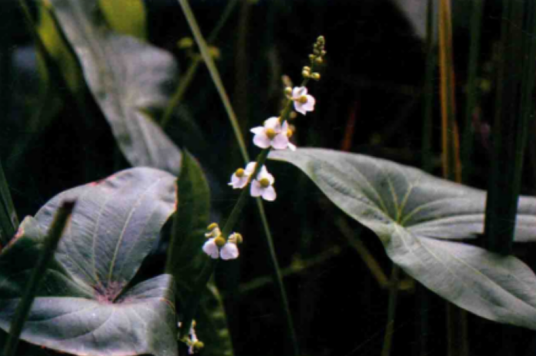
left=291, top=86, right=315, bottom=115
left=202, top=227, right=242, bottom=260
left=250, top=165, right=276, bottom=201
left=251, top=117, right=296, bottom=151
left=228, top=162, right=256, bottom=189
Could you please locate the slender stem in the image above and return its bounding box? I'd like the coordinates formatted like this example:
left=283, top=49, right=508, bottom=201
left=177, top=0, right=249, bottom=162
left=0, top=158, right=18, bottom=247
left=422, top=0, right=435, bottom=174
left=2, top=201, right=75, bottom=356
left=381, top=265, right=400, bottom=356
left=461, top=0, right=483, bottom=182
left=161, top=0, right=240, bottom=128
left=176, top=4, right=301, bottom=354
left=161, top=58, right=201, bottom=128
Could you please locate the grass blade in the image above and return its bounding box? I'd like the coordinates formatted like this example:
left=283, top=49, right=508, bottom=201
left=484, top=0, right=527, bottom=254
left=2, top=200, right=75, bottom=356
left=0, top=159, right=18, bottom=247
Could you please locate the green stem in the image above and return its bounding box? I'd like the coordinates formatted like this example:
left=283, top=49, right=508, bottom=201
left=381, top=265, right=400, bottom=356
left=161, top=58, right=201, bottom=128
left=176, top=0, right=249, bottom=162
left=161, top=0, right=239, bottom=128
left=2, top=200, right=75, bottom=356
left=176, top=3, right=302, bottom=355
left=0, top=158, right=18, bottom=247
left=461, top=0, right=483, bottom=182
left=422, top=0, right=435, bottom=173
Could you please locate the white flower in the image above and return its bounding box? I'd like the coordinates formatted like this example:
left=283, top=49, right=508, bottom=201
left=291, top=86, right=315, bottom=115
left=228, top=162, right=257, bottom=189
left=202, top=236, right=240, bottom=260
left=220, top=241, right=239, bottom=260
left=250, top=166, right=276, bottom=201
left=250, top=117, right=296, bottom=151
left=202, top=238, right=220, bottom=259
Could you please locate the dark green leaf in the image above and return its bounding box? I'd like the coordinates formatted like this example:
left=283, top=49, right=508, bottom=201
left=166, top=151, right=210, bottom=301
left=270, top=148, right=536, bottom=329
left=48, top=0, right=182, bottom=174
left=0, top=168, right=178, bottom=356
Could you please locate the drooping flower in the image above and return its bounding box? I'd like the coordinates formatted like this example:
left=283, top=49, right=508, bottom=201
left=228, top=162, right=257, bottom=189
left=202, top=232, right=241, bottom=260
left=291, top=86, right=315, bottom=115
left=250, top=166, right=276, bottom=201
left=251, top=117, right=296, bottom=151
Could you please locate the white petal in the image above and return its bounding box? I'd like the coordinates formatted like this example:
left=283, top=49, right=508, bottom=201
left=253, top=133, right=271, bottom=149
left=262, top=186, right=277, bottom=201
left=292, top=86, right=307, bottom=98
left=272, top=134, right=289, bottom=150
left=281, top=121, right=289, bottom=131
left=220, top=243, right=239, bottom=260
left=264, top=117, right=281, bottom=130
left=202, top=239, right=219, bottom=259
left=251, top=126, right=265, bottom=135
left=302, top=95, right=316, bottom=112
left=250, top=180, right=263, bottom=197
left=259, top=165, right=269, bottom=176
left=294, top=101, right=306, bottom=115
left=244, top=162, right=257, bottom=174
left=288, top=142, right=297, bottom=151
left=229, top=175, right=248, bottom=189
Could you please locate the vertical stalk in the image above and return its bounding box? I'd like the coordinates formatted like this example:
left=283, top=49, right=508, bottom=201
left=2, top=201, right=75, bottom=356
left=176, top=2, right=300, bottom=355
left=381, top=265, right=400, bottom=356
left=438, top=0, right=461, bottom=182
left=484, top=0, right=526, bottom=255
left=461, top=0, right=483, bottom=183
left=417, top=2, right=436, bottom=354
left=0, top=159, right=18, bottom=247
left=422, top=0, right=435, bottom=174
left=438, top=1, right=468, bottom=355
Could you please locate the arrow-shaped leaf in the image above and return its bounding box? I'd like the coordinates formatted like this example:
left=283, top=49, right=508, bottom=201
left=0, top=167, right=178, bottom=356
left=270, top=148, right=536, bottom=330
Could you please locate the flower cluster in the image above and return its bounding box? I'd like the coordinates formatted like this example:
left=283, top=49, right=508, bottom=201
left=202, top=223, right=242, bottom=260
left=203, top=36, right=325, bottom=260
left=179, top=320, right=204, bottom=355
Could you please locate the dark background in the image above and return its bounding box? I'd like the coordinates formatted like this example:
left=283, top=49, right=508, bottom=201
left=2, top=0, right=536, bottom=355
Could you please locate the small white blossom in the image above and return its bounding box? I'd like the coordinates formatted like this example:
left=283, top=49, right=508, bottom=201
left=202, top=238, right=219, bottom=259
left=202, top=236, right=240, bottom=260
left=250, top=166, right=276, bottom=201
left=251, top=117, right=296, bottom=151
left=220, top=241, right=239, bottom=260
left=291, top=86, right=315, bottom=115
left=228, top=162, right=257, bottom=189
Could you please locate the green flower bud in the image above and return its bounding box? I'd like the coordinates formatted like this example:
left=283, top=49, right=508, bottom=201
left=311, top=73, right=321, bottom=81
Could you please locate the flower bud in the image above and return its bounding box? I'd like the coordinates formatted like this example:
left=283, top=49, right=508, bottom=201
left=315, top=57, right=323, bottom=65
left=309, top=54, right=315, bottom=61
left=302, top=70, right=310, bottom=78
left=284, top=87, right=292, bottom=96
left=193, top=341, right=204, bottom=351
left=311, top=73, right=321, bottom=81
left=303, top=66, right=311, bottom=73
left=207, top=222, right=218, bottom=231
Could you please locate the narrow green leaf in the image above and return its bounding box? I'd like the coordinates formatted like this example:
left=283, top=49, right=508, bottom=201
left=166, top=150, right=210, bottom=301
left=0, top=168, right=178, bottom=356
left=2, top=201, right=74, bottom=356
left=48, top=0, right=182, bottom=174
left=0, top=159, right=18, bottom=247
left=270, top=148, right=536, bottom=330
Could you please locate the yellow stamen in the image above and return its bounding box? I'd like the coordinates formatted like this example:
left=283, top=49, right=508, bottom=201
left=207, top=222, right=218, bottom=231
left=235, top=168, right=245, bottom=177
left=298, top=95, right=308, bottom=104
left=265, top=128, right=277, bottom=140
left=259, top=178, right=271, bottom=188
left=215, top=236, right=226, bottom=247
left=287, top=128, right=293, bottom=138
